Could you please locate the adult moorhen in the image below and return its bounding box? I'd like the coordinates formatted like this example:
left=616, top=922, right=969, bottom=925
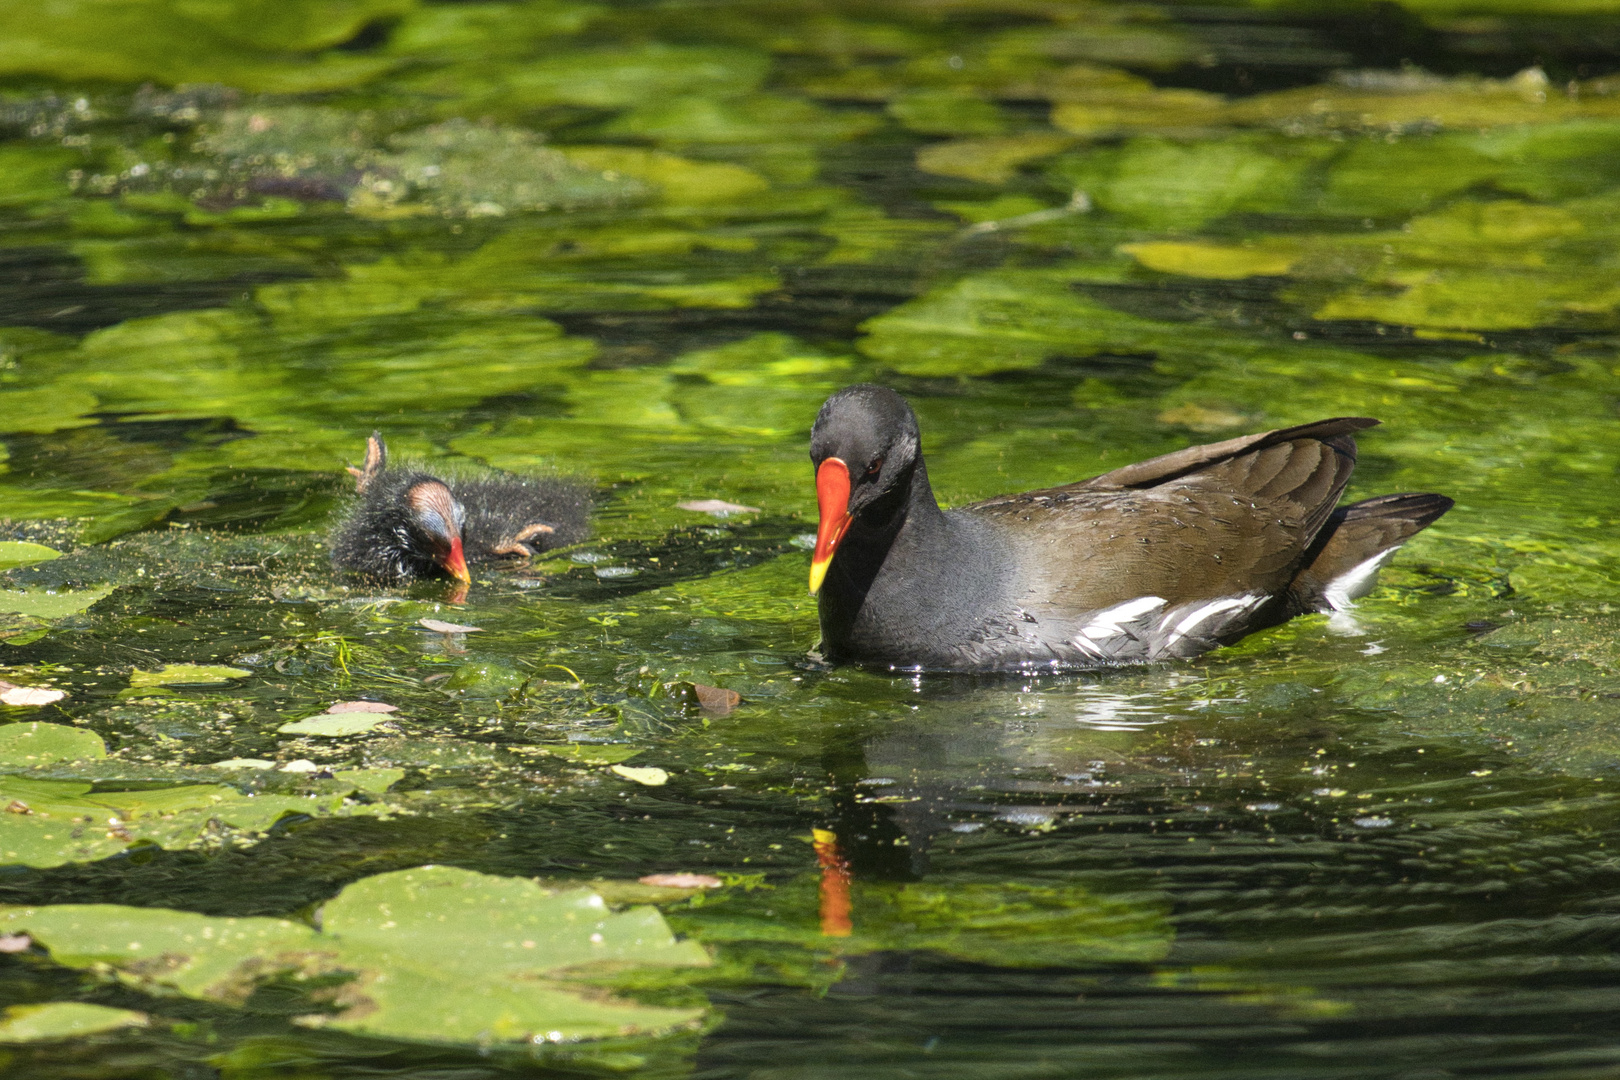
left=807, top=385, right=1452, bottom=671
left=329, top=434, right=591, bottom=583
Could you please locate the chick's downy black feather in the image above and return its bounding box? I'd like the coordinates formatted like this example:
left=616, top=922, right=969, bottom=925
left=457, top=476, right=592, bottom=559
left=330, top=466, right=459, bottom=582
left=329, top=433, right=591, bottom=583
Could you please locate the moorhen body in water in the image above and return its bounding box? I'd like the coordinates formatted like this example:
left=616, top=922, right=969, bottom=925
left=807, top=385, right=1452, bottom=672
left=330, top=434, right=590, bottom=583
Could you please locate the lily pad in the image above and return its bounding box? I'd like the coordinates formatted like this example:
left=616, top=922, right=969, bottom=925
left=611, top=765, right=670, bottom=786
left=1120, top=241, right=1298, bottom=280
left=537, top=743, right=643, bottom=765
left=0, top=1002, right=147, bottom=1043
left=0, top=866, right=710, bottom=1047
left=332, top=767, right=404, bottom=794
left=0, top=722, right=106, bottom=768
left=128, top=664, right=252, bottom=689
left=314, top=867, right=710, bottom=1043
left=915, top=133, right=1073, bottom=185
left=0, top=542, right=61, bottom=573
left=0, top=0, right=406, bottom=91
left=0, top=587, right=113, bottom=619
left=0, top=385, right=99, bottom=437
left=559, top=147, right=770, bottom=206
left=277, top=712, right=393, bottom=737
left=0, top=774, right=388, bottom=868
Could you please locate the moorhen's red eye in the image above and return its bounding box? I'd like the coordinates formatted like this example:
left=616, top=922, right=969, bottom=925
left=866, top=457, right=883, bottom=476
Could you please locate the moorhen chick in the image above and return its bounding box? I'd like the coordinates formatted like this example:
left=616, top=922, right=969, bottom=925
left=807, top=385, right=1452, bottom=671
left=329, top=434, right=591, bottom=584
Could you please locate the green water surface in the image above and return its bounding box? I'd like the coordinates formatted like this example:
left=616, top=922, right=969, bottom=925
left=3, top=0, right=1620, bottom=1076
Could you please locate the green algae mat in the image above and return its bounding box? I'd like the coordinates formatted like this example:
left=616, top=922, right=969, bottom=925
left=3, top=0, right=1620, bottom=1076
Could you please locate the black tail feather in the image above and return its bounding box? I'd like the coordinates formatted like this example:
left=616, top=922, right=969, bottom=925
left=1289, top=492, right=1454, bottom=612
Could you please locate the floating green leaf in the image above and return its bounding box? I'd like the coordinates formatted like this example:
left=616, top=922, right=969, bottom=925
left=859, top=266, right=1184, bottom=376
left=0, top=542, right=61, bottom=573
left=915, top=133, right=1074, bottom=184
left=611, top=765, right=670, bottom=786
left=0, top=1003, right=147, bottom=1043
left=1, top=866, right=710, bottom=1047
left=602, top=93, right=880, bottom=145
left=0, top=385, right=99, bottom=436
left=1048, top=136, right=1332, bottom=229
left=79, top=501, right=180, bottom=545
left=383, top=1, right=599, bottom=61
left=398, top=42, right=769, bottom=113
left=535, top=744, right=644, bottom=765
left=0, top=0, right=410, bottom=90
left=1227, top=67, right=1620, bottom=134
left=1120, top=241, right=1297, bottom=279
left=559, top=147, right=771, bottom=206
left=314, top=866, right=710, bottom=1042
left=0, top=772, right=403, bottom=868
left=332, top=767, right=404, bottom=793
left=888, top=90, right=1009, bottom=136
left=128, top=665, right=253, bottom=688
left=277, top=712, right=393, bottom=737
left=0, top=587, right=113, bottom=620
left=0, top=722, right=106, bottom=768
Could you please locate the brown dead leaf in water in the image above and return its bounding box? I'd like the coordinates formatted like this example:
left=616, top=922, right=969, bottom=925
left=676, top=499, right=760, bottom=516
left=0, top=934, right=31, bottom=953
left=692, top=684, right=741, bottom=714
left=638, top=873, right=723, bottom=889
left=419, top=618, right=483, bottom=633
left=0, top=685, right=67, bottom=706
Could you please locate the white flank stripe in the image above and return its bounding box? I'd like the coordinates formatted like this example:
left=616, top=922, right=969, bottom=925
left=1078, top=596, right=1167, bottom=642
left=1323, top=547, right=1401, bottom=612
left=1165, top=594, right=1261, bottom=646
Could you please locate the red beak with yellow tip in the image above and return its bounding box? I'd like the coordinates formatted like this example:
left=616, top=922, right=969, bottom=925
left=441, top=536, right=471, bottom=585
left=809, top=457, right=852, bottom=596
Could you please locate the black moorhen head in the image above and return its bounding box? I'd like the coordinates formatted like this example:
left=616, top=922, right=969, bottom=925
left=329, top=434, right=590, bottom=584
left=807, top=384, right=1453, bottom=672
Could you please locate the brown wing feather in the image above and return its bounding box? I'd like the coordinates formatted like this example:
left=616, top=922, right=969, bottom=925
left=965, top=421, right=1368, bottom=619
left=1064, top=417, right=1375, bottom=493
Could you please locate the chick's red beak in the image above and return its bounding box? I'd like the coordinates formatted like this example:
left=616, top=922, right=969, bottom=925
left=441, top=536, right=471, bottom=585
left=809, top=457, right=851, bottom=596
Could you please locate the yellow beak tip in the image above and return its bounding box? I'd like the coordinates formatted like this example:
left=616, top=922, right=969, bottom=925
left=808, top=558, right=830, bottom=597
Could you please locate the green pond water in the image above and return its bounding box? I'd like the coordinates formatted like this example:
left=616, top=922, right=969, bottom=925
left=4, top=0, right=1620, bottom=1075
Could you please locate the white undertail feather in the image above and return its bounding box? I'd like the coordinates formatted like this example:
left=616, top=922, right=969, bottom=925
left=1071, top=596, right=1167, bottom=656
left=1078, top=596, right=1167, bottom=641
left=1163, top=594, right=1264, bottom=649
left=1323, top=546, right=1402, bottom=612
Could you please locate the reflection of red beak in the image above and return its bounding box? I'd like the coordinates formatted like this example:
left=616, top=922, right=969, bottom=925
left=812, top=827, right=852, bottom=937
left=809, top=457, right=851, bottom=596
left=441, top=536, right=471, bottom=585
